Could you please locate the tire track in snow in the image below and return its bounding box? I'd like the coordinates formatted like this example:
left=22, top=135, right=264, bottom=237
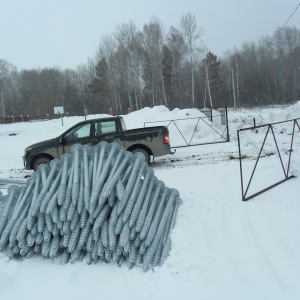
left=243, top=201, right=300, bottom=298
left=207, top=201, right=285, bottom=299
left=154, top=150, right=237, bottom=169
left=243, top=207, right=285, bottom=289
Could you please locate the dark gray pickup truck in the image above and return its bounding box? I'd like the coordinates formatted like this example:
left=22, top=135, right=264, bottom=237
left=23, top=116, right=172, bottom=170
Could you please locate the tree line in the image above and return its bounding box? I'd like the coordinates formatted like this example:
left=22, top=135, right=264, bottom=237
left=1, top=13, right=300, bottom=119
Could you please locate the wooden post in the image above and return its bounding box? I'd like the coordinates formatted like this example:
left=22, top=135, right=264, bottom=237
left=109, top=108, right=113, bottom=115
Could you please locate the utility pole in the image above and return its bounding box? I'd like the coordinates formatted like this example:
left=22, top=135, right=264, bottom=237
left=231, top=67, right=236, bottom=110
left=1, top=92, right=5, bottom=118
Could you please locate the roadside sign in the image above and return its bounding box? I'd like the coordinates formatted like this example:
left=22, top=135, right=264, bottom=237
left=54, top=106, right=64, bottom=115
left=54, top=106, right=64, bottom=126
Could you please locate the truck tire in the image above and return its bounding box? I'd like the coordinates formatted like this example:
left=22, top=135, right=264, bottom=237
left=131, top=148, right=150, bottom=164
left=33, top=156, right=52, bottom=171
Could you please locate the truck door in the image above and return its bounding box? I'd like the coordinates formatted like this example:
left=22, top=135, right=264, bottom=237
left=58, top=122, right=92, bottom=156
left=92, top=119, right=124, bottom=147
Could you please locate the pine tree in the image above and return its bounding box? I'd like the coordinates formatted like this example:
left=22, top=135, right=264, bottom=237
left=88, top=58, right=111, bottom=111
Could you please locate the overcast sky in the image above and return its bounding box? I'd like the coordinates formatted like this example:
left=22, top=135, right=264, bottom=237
left=1, top=0, right=300, bottom=70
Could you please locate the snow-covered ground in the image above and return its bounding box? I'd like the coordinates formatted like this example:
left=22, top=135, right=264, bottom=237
left=0, top=103, right=300, bottom=300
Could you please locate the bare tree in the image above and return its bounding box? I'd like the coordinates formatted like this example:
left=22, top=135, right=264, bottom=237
left=115, top=21, right=144, bottom=110
left=166, top=26, right=187, bottom=107
left=0, top=59, right=20, bottom=117
left=142, top=18, right=168, bottom=107
left=98, top=35, right=122, bottom=113
left=180, top=13, right=204, bottom=107
left=77, top=57, right=97, bottom=102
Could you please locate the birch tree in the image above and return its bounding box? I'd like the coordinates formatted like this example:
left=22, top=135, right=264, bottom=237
left=180, top=13, right=204, bottom=107
left=200, top=51, right=221, bottom=108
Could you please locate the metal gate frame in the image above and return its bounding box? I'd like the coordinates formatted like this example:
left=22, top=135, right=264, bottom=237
left=237, top=118, right=300, bottom=201
left=144, top=106, right=230, bottom=148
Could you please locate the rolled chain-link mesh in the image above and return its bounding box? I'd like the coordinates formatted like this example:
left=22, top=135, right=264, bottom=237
left=0, top=141, right=182, bottom=271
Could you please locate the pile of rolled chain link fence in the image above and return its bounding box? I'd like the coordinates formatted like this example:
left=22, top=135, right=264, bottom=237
left=0, top=141, right=182, bottom=271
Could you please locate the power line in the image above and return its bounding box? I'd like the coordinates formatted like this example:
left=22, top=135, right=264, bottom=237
left=267, top=2, right=300, bottom=47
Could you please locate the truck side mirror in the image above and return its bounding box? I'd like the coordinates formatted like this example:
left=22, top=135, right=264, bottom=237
left=60, top=136, right=67, bottom=145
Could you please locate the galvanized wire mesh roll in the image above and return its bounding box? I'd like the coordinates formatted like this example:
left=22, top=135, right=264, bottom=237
left=0, top=141, right=182, bottom=271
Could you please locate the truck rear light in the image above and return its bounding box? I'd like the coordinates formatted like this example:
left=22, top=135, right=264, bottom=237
left=163, top=132, right=169, bottom=144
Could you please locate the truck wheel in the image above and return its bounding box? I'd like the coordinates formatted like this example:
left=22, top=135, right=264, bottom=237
left=33, top=156, right=52, bottom=171
left=131, top=148, right=150, bottom=164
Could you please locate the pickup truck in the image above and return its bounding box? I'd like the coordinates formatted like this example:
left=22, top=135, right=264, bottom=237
left=23, top=116, right=172, bottom=170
